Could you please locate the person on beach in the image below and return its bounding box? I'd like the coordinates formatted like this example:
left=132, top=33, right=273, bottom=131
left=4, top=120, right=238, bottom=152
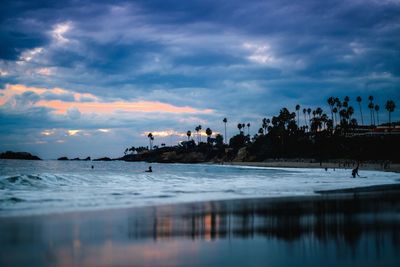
left=351, top=163, right=360, bottom=178
left=145, top=166, right=152, bottom=173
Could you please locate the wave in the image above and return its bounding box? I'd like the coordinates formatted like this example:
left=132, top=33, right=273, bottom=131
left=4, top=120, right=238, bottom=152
left=0, top=174, right=72, bottom=190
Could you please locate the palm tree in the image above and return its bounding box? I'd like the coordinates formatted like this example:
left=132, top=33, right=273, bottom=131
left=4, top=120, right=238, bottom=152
left=315, top=107, right=323, bottom=117
left=247, top=123, right=250, bottom=136
left=307, top=108, right=311, bottom=124
left=147, top=133, right=153, bottom=150
left=205, top=127, right=212, bottom=143
left=302, top=108, right=307, bottom=127
left=223, top=118, right=227, bottom=144
left=198, top=125, right=202, bottom=143
left=195, top=126, right=199, bottom=142
left=347, top=106, right=354, bottom=120
left=374, top=105, right=380, bottom=125
left=186, top=130, right=191, bottom=141
left=356, top=96, right=364, bottom=125
left=344, top=96, right=350, bottom=102
left=237, top=123, right=243, bottom=134
left=295, top=104, right=300, bottom=126
left=368, top=95, right=374, bottom=125
left=262, top=118, right=268, bottom=134
left=327, top=97, right=335, bottom=123
left=368, top=102, right=374, bottom=125
left=332, top=107, right=338, bottom=126
left=258, top=127, right=264, bottom=135
left=368, top=95, right=374, bottom=102
left=385, top=100, right=396, bottom=127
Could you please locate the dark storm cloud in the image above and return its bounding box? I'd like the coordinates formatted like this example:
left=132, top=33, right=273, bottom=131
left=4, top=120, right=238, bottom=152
left=1, top=0, right=399, bottom=157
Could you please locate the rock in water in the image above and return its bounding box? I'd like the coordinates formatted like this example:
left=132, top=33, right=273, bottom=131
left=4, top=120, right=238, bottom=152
left=0, top=151, right=41, bottom=160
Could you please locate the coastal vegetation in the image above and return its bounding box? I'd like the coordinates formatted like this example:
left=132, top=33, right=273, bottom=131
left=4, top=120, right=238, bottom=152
left=122, top=96, right=398, bottom=163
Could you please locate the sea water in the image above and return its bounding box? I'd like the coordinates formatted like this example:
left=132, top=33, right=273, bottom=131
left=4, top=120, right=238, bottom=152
left=1, top=160, right=399, bottom=216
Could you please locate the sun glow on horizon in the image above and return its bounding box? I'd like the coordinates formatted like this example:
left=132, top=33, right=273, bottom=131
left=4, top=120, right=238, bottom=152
left=0, top=84, right=213, bottom=115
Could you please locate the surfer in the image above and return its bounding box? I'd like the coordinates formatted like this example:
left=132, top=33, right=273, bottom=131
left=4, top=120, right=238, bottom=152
left=145, top=166, right=152, bottom=173
left=351, top=163, right=360, bottom=178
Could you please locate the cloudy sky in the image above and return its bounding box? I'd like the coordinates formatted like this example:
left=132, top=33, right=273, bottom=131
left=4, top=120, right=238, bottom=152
left=1, top=0, right=399, bottom=159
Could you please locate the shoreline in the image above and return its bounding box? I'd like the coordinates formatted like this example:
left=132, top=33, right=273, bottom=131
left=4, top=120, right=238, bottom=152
left=2, top=182, right=400, bottom=220
left=223, top=160, right=400, bottom=173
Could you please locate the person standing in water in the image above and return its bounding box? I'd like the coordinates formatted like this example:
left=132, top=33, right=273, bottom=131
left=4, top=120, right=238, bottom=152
left=352, top=163, right=360, bottom=178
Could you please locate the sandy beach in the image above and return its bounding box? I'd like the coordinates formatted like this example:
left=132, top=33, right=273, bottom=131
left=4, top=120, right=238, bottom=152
left=1, top=185, right=400, bottom=267
left=225, top=160, right=400, bottom=173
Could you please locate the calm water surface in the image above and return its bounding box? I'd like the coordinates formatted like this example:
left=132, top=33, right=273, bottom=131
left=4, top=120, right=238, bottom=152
left=0, top=195, right=399, bottom=267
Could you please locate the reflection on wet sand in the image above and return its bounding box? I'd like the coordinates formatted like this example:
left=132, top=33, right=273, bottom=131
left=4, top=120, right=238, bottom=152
left=1, top=193, right=399, bottom=267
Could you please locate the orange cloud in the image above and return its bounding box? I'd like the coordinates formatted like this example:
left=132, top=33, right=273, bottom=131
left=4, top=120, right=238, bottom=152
left=0, top=84, right=213, bottom=115
left=36, top=100, right=212, bottom=115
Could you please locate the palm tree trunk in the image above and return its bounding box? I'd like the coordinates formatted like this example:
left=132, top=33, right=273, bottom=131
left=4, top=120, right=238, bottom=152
left=376, top=111, right=379, bottom=125
left=224, top=123, right=227, bottom=144
left=370, top=110, right=373, bottom=126
left=358, top=103, right=364, bottom=125
left=372, top=110, right=375, bottom=125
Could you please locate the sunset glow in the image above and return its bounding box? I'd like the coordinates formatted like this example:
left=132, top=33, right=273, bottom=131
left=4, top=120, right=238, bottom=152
left=0, top=84, right=213, bottom=115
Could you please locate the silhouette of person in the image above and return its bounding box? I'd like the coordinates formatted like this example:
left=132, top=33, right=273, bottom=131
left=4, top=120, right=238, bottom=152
left=91, top=165, right=94, bottom=169
left=351, top=163, right=360, bottom=178
left=145, top=166, right=152, bottom=173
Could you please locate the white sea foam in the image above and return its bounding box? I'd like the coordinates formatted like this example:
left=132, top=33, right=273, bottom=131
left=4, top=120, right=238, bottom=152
left=0, top=160, right=399, bottom=216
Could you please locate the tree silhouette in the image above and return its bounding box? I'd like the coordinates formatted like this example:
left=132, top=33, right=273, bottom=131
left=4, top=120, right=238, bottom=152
left=368, top=102, right=375, bottom=126
left=368, top=96, right=375, bottom=125
left=295, top=104, right=300, bottom=126
left=247, top=123, right=250, bottom=136
left=237, top=123, right=243, bottom=134
left=374, top=104, right=380, bottom=125
left=307, top=108, right=311, bottom=125
left=302, top=108, right=307, bottom=128
left=195, top=126, right=200, bottom=143
left=223, top=118, right=228, bottom=144
left=186, top=130, right=191, bottom=141
left=147, top=133, right=154, bottom=150
left=332, top=107, right=338, bottom=126
left=206, top=127, right=212, bottom=143
left=198, top=125, right=202, bottom=143
left=385, top=100, right=396, bottom=127
left=347, top=106, right=354, bottom=120
left=327, top=97, right=335, bottom=124
left=215, top=134, right=223, bottom=146
left=262, top=118, right=268, bottom=134
left=128, top=146, right=135, bottom=154
left=356, top=96, right=364, bottom=125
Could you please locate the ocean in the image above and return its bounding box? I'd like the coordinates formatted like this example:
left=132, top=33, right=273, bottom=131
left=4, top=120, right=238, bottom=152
left=1, top=160, right=399, bottom=217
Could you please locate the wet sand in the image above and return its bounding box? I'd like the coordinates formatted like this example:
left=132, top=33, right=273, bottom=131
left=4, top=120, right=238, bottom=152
left=1, top=185, right=400, bottom=267
left=226, top=161, right=400, bottom=172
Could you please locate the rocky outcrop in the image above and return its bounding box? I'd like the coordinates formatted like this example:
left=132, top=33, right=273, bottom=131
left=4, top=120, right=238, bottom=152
left=157, top=151, right=207, bottom=163
left=57, top=157, right=69, bottom=161
left=93, top=157, right=112, bottom=161
left=0, top=151, right=41, bottom=160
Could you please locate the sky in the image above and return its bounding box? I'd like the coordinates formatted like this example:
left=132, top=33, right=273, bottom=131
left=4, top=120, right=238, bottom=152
left=1, top=0, right=399, bottom=159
